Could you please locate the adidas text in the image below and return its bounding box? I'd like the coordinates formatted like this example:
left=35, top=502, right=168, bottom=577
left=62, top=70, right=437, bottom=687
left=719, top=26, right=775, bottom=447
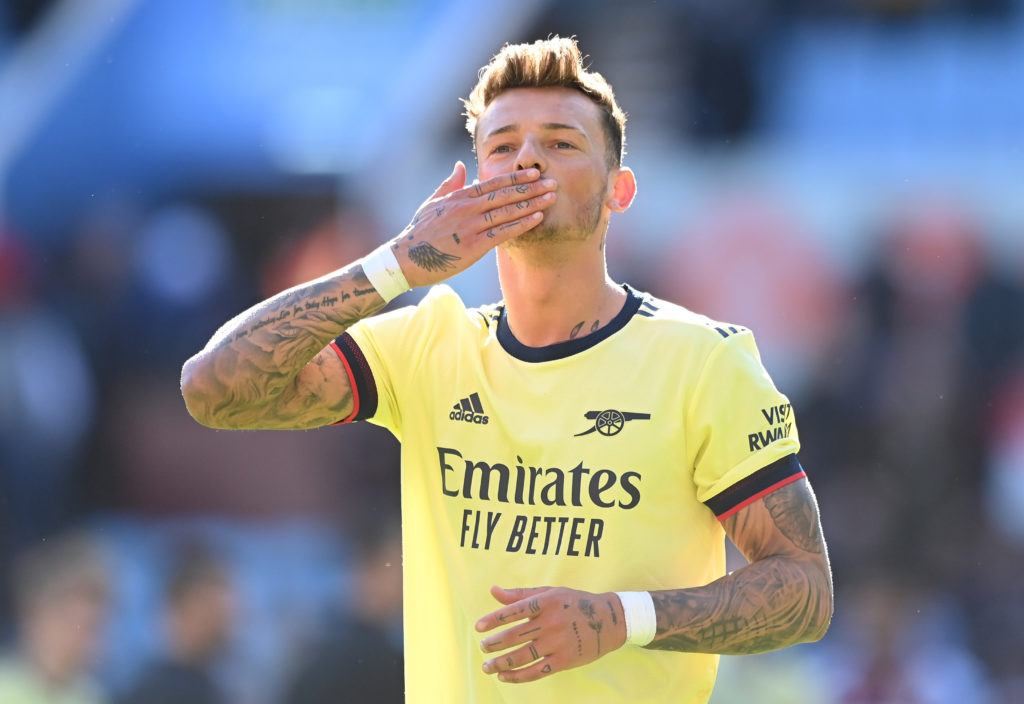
left=450, top=409, right=489, bottom=424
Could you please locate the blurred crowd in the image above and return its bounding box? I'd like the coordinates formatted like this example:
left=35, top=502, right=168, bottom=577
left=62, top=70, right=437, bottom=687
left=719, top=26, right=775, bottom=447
left=3, top=1, right=1024, bottom=703
left=2, top=179, right=1023, bottom=703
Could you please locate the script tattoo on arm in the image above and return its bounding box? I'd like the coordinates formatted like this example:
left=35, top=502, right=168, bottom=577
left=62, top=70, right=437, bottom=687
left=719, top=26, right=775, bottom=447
left=645, top=480, right=832, bottom=655
left=182, top=265, right=387, bottom=430
left=408, top=242, right=461, bottom=272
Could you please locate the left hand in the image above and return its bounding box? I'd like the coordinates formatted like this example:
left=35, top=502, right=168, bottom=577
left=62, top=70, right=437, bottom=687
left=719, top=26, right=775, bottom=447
left=475, top=585, right=627, bottom=683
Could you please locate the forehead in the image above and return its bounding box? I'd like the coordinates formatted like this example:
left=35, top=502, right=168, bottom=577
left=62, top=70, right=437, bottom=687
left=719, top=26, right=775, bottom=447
left=477, top=87, right=605, bottom=140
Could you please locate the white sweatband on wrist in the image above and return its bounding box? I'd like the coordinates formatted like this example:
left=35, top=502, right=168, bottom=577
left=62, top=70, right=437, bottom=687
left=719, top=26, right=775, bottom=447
left=361, top=243, right=410, bottom=303
left=615, top=591, right=657, bottom=646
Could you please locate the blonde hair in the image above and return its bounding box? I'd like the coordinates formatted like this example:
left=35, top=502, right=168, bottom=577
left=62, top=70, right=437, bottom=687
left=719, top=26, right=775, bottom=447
left=463, top=36, right=627, bottom=167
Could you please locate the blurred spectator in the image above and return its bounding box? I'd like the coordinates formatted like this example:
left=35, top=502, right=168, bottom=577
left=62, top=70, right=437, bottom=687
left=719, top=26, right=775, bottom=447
left=122, top=203, right=243, bottom=372
left=279, top=499, right=403, bottom=704
left=824, top=578, right=993, bottom=704
left=0, top=534, right=110, bottom=704
left=656, top=191, right=846, bottom=395
left=983, top=366, right=1024, bottom=544
left=0, top=232, right=97, bottom=623
left=117, top=541, right=234, bottom=704
left=260, top=202, right=383, bottom=297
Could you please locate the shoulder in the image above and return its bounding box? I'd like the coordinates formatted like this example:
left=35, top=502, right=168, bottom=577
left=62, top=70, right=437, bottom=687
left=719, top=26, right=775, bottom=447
left=353, top=284, right=487, bottom=340
left=632, top=288, right=754, bottom=349
left=382, top=284, right=492, bottom=327
left=626, top=289, right=775, bottom=391
left=415, top=284, right=504, bottom=338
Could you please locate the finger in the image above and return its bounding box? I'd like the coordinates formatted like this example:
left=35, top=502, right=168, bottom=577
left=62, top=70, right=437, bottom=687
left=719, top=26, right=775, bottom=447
left=479, top=619, right=546, bottom=654
left=470, top=177, right=557, bottom=210
left=478, top=191, right=554, bottom=230
left=491, top=585, right=550, bottom=604
left=495, top=658, right=558, bottom=684
left=428, top=161, right=467, bottom=201
left=475, top=588, right=547, bottom=633
left=482, top=641, right=546, bottom=675
left=477, top=212, right=545, bottom=246
left=468, top=168, right=541, bottom=198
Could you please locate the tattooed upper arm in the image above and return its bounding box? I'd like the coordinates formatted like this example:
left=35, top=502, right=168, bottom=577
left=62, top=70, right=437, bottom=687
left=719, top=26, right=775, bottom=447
left=261, top=346, right=354, bottom=429
left=722, top=477, right=829, bottom=567
left=722, top=477, right=824, bottom=562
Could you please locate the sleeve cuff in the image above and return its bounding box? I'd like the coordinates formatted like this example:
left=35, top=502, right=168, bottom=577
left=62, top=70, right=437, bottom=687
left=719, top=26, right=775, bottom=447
left=329, top=332, right=378, bottom=423
left=704, top=454, right=805, bottom=520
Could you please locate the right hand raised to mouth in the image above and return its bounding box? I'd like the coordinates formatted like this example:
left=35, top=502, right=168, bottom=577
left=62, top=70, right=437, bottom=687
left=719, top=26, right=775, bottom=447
left=389, top=161, right=558, bottom=289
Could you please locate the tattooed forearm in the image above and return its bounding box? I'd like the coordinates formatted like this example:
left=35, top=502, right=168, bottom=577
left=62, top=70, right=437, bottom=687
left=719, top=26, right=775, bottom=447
left=645, top=555, right=831, bottom=655
left=646, top=482, right=832, bottom=655
left=181, top=263, right=387, bottom=429
left=408, top=241, right=461, bottom=272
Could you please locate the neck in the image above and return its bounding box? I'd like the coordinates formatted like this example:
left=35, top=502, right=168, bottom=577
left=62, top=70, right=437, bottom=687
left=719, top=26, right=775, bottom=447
left=496, top=238, right=625, bottom=348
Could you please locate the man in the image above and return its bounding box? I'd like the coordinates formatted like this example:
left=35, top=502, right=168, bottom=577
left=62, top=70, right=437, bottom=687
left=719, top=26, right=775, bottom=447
left=280, top=499, right=404, bottom=704
left=0, top=534, right=110, bottom=704
left=118, top=543, right=234, bottom=704
left=181, top=36, right=833, bottom=703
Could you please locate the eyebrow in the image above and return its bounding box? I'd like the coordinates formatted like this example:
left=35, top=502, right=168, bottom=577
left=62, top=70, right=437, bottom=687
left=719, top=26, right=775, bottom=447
left=482, top=122, right=587, bottom=141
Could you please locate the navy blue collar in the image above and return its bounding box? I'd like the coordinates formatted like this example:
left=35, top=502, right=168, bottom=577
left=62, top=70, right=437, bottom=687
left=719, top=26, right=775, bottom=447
left=496, top=285, right=644, bottom=363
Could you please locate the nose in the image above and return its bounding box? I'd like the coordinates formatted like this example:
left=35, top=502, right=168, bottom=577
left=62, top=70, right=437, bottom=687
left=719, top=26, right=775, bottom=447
left=514, top=137, right=546, bottom=173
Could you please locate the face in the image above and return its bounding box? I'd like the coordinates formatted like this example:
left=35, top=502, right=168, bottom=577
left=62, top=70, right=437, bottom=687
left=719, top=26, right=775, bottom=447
left=180, top=575, right=236, bottom=657
left=475, top=87, right=622, bottom=247
left=30, top=587, right=108, bottom=678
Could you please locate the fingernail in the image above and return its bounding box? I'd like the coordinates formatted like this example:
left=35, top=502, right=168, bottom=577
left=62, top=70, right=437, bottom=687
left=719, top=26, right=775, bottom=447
left=542, top=179, right=557, bottom=187
left=475, top=620, right=485, bottom=631
left=527, top=169, right=539, bottom=177
left=483, top=660, right=494, bottom=673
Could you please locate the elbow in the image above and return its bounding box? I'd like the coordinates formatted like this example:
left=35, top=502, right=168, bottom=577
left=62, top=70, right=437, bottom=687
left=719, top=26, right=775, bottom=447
left=804, top=563, right=835, bottom=644
left=180, top=355, right=223, bottom=429
left=805, top=601, right=833, bottom=644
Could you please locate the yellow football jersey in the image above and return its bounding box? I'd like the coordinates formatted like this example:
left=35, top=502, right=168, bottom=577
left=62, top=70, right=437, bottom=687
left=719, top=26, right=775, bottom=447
left=332, top=284, right=803, bottom=703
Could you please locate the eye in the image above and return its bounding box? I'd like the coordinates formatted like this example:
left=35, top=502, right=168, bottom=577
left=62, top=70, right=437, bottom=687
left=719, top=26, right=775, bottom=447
left=490, top=144, right=513, bottom=155
left=554, top=141, right=576, bottom=150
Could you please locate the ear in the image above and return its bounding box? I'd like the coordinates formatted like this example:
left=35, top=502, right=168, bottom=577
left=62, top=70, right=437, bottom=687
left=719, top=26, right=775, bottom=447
left=606, top=166, right=637, bottom=213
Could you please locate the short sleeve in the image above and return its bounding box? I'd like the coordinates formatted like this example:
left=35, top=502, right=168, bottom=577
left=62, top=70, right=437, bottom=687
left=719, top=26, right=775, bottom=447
left=688, top=329, right=804, bottom=520
left=328, top=285, right=460, bottom=438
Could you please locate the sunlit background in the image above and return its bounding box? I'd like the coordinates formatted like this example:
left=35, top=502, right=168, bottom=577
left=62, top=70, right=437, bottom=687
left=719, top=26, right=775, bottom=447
left=2, top=0, right=1023, bottom=702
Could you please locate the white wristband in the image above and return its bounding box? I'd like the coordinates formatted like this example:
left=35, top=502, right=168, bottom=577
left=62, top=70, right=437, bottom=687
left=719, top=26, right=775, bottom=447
left=361, top=243, right=410, bottom=303
left=615, top=591, right=657, bottom=646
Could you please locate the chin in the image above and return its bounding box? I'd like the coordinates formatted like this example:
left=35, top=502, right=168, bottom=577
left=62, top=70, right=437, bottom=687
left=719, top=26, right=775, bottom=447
left=506, top=224, right=564, bottom=247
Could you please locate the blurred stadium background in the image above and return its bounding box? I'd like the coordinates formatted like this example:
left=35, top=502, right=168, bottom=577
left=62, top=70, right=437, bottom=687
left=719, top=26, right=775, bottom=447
left=1, top=0, right=1023, bottom=702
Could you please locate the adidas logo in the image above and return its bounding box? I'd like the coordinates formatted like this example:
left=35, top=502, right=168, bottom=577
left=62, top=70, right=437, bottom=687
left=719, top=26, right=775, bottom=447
left=450, top=392, right=489, bottom=425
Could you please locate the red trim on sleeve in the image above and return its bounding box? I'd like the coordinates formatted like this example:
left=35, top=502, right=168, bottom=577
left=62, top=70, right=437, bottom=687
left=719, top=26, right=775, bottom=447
left=715, top=471, right=806, bottom=521
left=329, top=340, right=360, bottom=424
